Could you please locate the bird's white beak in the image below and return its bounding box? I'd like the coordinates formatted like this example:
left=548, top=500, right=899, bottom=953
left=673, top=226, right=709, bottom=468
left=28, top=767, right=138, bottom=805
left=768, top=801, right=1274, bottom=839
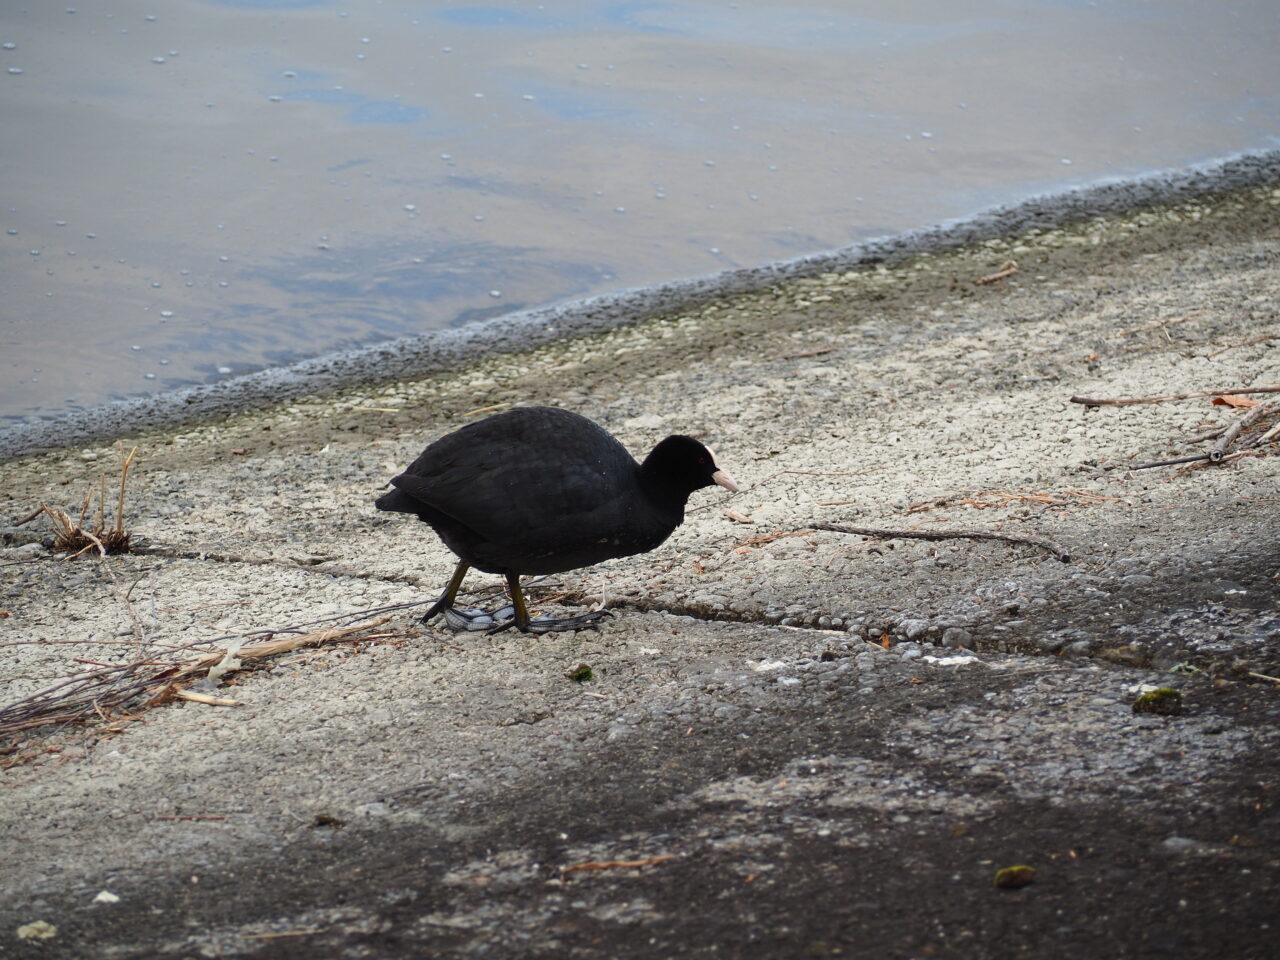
left=712, top=469, right=739, bottom=493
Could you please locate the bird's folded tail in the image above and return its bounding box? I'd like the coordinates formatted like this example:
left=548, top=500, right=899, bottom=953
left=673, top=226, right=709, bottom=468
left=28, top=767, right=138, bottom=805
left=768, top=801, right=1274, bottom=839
left=374, top=486, right=423, bottom=514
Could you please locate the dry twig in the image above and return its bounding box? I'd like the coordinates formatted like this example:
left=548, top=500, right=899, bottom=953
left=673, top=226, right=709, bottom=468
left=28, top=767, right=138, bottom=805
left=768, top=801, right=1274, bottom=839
left=0, top=615, right=401, bottom=740
left=562, top=855, right=675, bottom=876
left=1207, top=333, right=1280, bottom=358
left=813, top=523, right=1070, bottom=562
left=1070, top=385, right=1280, bottom=406
left=1116, top=311, right=1201, bottom=338
left=976, top=260, right=1018, bottom=285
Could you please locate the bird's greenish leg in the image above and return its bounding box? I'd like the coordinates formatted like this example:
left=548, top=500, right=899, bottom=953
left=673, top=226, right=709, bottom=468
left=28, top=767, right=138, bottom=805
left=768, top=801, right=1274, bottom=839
left=486, top=572, right=610, bottom=635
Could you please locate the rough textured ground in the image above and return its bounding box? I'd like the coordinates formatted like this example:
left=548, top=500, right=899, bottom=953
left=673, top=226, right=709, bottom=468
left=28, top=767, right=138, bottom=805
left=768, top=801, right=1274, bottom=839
left=1, top=181, right=1278, bottom=959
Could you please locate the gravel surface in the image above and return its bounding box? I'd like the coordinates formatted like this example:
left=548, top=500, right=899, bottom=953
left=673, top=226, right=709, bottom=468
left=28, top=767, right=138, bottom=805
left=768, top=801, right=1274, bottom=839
left=1, top=171, right=1278, bottom=959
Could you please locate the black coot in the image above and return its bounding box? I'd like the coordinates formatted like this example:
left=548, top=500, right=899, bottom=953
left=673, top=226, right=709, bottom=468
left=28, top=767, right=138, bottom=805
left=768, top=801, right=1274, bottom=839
left=375, top=406, right=738, bottom=633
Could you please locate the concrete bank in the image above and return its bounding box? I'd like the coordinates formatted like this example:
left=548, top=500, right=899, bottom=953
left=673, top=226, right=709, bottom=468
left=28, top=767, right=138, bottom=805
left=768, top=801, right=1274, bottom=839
left=1, top=175, right=1278, bottom=958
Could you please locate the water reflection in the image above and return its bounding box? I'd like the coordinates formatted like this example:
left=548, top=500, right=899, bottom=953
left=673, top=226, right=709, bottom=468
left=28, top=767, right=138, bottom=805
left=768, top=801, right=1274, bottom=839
left=1, top=0, right=1277, bottom=420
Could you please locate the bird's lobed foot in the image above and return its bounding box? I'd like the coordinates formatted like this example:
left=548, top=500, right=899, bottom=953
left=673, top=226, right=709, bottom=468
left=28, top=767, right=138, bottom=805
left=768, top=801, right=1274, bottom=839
left=490, top=609, right=612, bottom=635
left=439, top=605, right=511, bottom=632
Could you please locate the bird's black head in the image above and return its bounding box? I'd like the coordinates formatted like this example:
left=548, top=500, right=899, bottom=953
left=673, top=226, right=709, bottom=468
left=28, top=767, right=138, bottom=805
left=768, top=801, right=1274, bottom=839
left=642, top=435, right=739, bottom=497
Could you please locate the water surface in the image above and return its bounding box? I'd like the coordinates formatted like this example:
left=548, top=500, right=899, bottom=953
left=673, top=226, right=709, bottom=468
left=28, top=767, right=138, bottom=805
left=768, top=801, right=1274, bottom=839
left=2, top=0, right=1277, bottom=420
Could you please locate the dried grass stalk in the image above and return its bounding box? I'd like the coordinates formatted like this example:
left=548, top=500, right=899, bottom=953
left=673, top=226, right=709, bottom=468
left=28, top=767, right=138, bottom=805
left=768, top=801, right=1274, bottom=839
left=40, top=446, right=137, bottom=557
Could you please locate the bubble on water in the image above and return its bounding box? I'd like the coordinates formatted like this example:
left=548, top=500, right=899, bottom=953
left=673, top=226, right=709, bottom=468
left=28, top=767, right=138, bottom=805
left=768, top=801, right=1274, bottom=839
left=66, top=250, right=75, bottom=255
left=768, top=165, right=777, bottom=171
left=283, top=70, right=296, bottom=78
left=86, top=232, right=96, bottom=238
left=217, top=366, right=232, bottom=374
left=442, top=46, right=453, bottom=53
left=473, top=214, right=485, bottom=221
left=151, top=56, right=166, bottom=64
left=403, top=204, right=417, bottom=212
left=577, top=63, right=589, bottom=70
left=703, top=159, right=716, bottom=167
left=159, top=358, right=170, bottom=365
left=151, top=281, right=161, bottom=288
left=219, top=255, right=229, bottom=262
left=489, top=290, right=501, bottom=297
left=440, top=153, right=452, bottom=160
left=144, top=372, right=156, bottom=379
left=180, top=268, right=189, bottom=275
left=218, top=280, right=228, bottom=287
left=920, top=131, right=933, bottom=138
left=145, top=14, right=156, bottom=21
left=2, top=42, right=15, bottom=50
left=29, top=249, right=39, bottom=255
left=614, top=206, right=625, bottom=213
left=160, top=310, right=174, bottom=318
left=131, top=344, right=141, bottom=351
left=55, top=220, right=67, bottom=226
left=7, top=67, right=23, bottom=75
left=6, top=228, right=15, bottom=235
left=473, top=92, right=484, bottom=98
left=522, top=94, right=535, bottom=101
left=1060, top=157, right=1073, bottom=165
left=269, top=156, right=278, bottom=162
left=268, top=95, right=282, bottom=102
left=748, top=193, right=758, bottom=201
left=356, top=54, right=365, bottom=61
left=709, top=247, right=721, bottom=254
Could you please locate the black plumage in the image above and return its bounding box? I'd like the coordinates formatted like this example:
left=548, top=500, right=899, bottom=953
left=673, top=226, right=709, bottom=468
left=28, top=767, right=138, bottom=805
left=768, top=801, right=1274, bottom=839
left=375, top=406, right=738, bottom=633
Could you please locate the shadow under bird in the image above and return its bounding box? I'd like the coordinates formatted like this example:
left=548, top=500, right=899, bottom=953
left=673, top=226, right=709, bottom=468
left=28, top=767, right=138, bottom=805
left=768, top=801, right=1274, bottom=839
left=375, top=406, right=739, bottom=633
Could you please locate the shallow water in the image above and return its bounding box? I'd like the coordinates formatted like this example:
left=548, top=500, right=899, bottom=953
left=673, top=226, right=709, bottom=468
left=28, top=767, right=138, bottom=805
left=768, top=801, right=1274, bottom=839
left=2, top=0, right=1277, bottom=421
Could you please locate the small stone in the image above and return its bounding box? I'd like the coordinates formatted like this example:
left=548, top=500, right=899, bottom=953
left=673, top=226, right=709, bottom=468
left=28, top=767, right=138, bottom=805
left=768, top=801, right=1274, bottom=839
left=941, top=627, right=972, bottom=648
left=899, top=618, right=929, bottom=640
left=1132, top=687, right=1182, bottom=716
left=92, top=890, right=120, bottom=904
left=17, top=921, right=57, bottom=939
left=993, top=865, right=1035, bottom=889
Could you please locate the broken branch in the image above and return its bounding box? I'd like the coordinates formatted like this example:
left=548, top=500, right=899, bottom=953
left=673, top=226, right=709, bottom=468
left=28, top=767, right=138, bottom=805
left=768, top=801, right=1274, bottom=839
left=976, top=260, right=1018, bottom=285
left=1210, top=401, right=1275, bottom=461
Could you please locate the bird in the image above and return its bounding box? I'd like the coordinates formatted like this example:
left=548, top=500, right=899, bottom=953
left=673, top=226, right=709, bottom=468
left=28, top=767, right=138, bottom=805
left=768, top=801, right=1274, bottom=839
left=375, top=405, right=739, bottom=633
